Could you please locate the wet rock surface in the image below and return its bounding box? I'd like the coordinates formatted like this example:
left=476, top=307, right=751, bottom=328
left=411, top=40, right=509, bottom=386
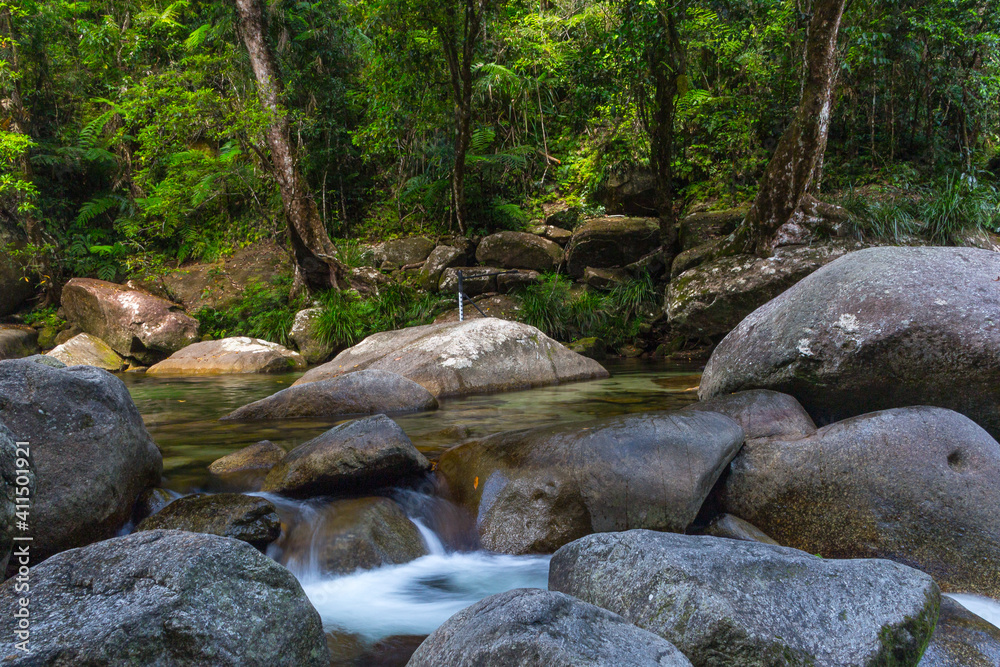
left=293, top=319, right=608, bottom=398
left=408, top=588, right=692, bottom=667
left=437, top=410, right=744, bottom=554
left=550, top=530, right=940, bottom=667
left=61, top=277, right=199, bottom=364
left=700, top=246, right=1000, bottom=437
left=137, top=493, right=281, bottom=550
left=222, top=369, right=438, bottom=421
left=0, top=358, right=161, bottom=567
left=147, top=336, right=306, bottom=374
left=0, top=530, right=330, bottom=666
left=262, top=414, right=430, bottom=497
left=721, top=406, right=1000, bottom=598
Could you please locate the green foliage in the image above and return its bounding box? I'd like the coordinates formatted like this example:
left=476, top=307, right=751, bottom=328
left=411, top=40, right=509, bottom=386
left=21, top=306, right=65, bottom=330
left=313, top=284, right=449, bottom=348
left=517, top=272, right=658, bottom=349
left=194, top=277, right=301, bottom=345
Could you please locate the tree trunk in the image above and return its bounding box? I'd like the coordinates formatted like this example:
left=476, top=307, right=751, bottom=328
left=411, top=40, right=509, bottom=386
left=649, top=3, right=686, bottom=262
left=233, top=0, right=347, bottom=292
left=439, top=0, right=484, bottom=235
left=737, top=0, right=846, bottom=256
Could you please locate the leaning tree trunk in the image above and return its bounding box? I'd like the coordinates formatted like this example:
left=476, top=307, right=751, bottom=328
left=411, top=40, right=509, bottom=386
left=233, top=0, right=348, bottom=292
left=738, top=0, right=847, bottom=256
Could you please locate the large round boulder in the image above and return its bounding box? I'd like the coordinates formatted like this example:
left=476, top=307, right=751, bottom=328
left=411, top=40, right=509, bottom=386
left=700, top=246, right=1000, bottom=436
left=147, top=337, right=306, bottom=374
left=550, top=530, right=940, bottom=667
left=682, top=389, right=816, bottom=441
left=437, top=411, right=744, bottom=554
left=408, top=588, right=692, bottom=667
left=272, top=496, right=427, bottom=575
left=221, top=369, right=437, bottom=421
left=722, top=406, right=1000, bottom=598
left=46, top=332, right=125, bottom=371
left=0, top=358, right=162, bottom=567
left=292, top=319, right=608, bottom=398
left=666, top=242, right=855, bottom=339
left=61, top=277, right=199, bottom=364
left=373, top=236, right=436, bottom=269
left=136, top=493, right=281, bottom=551
left=565, top=217, right=660, bottom=278
left=418, top=245, right=467, bottom=291
left=0, top=530, right=330, bottom=665
left=261, top=414, right=430, bottom=497
left=475, top=231, right=564, bottom=272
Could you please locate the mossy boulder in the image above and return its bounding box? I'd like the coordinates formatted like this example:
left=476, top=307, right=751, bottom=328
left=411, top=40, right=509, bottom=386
left=476, top=231, right=564, bottom=272
left=46, top=332, right=125, bottom=370
left=137, top=493, right=281, bottom=551
left=566, top=217, right=660, bottom=278
left=567, top=337, right=606, bottom=361
left=722, top=406, right=1000, bottom=598
left=678, top=208, right=746, bottom=250
left=666, top=242, right=856, bottom=339
left=373, top=236, right=436, bottom=269
left=550, top=530, right=940, bottom=667
left=290, top=307, right=334, bottom=364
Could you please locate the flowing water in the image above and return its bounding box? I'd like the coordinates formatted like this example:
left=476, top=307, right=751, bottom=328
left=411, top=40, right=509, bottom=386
left=121, top=360, right=703, bottom=647
left=120, top=360, right=1000, bottom=655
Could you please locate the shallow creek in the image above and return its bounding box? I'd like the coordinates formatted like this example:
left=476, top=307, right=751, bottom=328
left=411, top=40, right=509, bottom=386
left=120, top=360, right=1000, bottom=647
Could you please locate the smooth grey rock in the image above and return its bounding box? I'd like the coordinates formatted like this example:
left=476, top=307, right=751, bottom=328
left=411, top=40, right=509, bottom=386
left=919, top=597, right=1000, bottom=666
left=475, top=231, right=564, bottom=272
left=700, top=246, right=1000, bottom=437
left=147, top=337, right=306, bottom=374
left=550, top=530, right=940, bottom=667
left=293, top=319, right=608, bottom=398
left=20, top=354, right=65, bottom=368
left=273, top=496, right=427, bottom=575
left=137, top=493, right=281, bottom=551
left=261, top=415, right=430, bottom=497
left=667, top=242, right=857, bottom=339
left=0, top=530, right=330, bottom=665
left=46, top=332, right=125, bottom=370
left=0, top=359, right=161, bottom=568
left=566, top=217, right=660, bottom=277
left=0, top=326, right=37, bottom=360
left=419, top=245, right=466, bottom=292
left=701, top=513, right=779, bottom=545
left=437, top=411, right=744, bottom=554
left=61, top=277, right=199, bottom=363
left=221, top=369, right=438, bottom=421
left=722, top=406, right=1000, bottom=598
left=407, top=588, right=692, bottom=667
left=373, top=237, right=436, bottom=269
left=683, top=389, right=816, bottom=440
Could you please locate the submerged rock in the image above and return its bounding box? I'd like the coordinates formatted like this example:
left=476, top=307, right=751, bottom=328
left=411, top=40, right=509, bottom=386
left=666, top=242, right=855, bottom=339
left=0, top=358, right=161, bottom=568
left=46, top=332, right=125, bottom=370
left=274, top=496, right=427, bottom=575
left=565, top=217, right=660, bottom=278
left=437, top=411, right=744, bottom=554
left=61, top=277, right=199, bottom=364
left=919, top=597, right=1000, bottom=666
left=408, top=588, right=692, bottom=667
left=261, top=415, right=430, bottom=498
left=475, top=231, right=564, bottom=272
left=0, top=326, right=38, bottom=360
left=700, top=246, right=1000, bottom=437
left=293, top=319, right=608, bottom=398
left=137, top=493, right=281, bottom=551
left=721, top=406, right=1000, bottom=598
left=0, top=530, right=330, bottom=665
left=208, top=440, right=286, bottom=492
left=222, top=369, right=438, bottom=421
left=550, top=530, right=940, bottom=667
left=147, top=336, right=306, bottom=374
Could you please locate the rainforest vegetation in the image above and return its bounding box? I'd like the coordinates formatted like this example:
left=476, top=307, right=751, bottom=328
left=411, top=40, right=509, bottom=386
left=3, top=0, right=999, bottom=345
